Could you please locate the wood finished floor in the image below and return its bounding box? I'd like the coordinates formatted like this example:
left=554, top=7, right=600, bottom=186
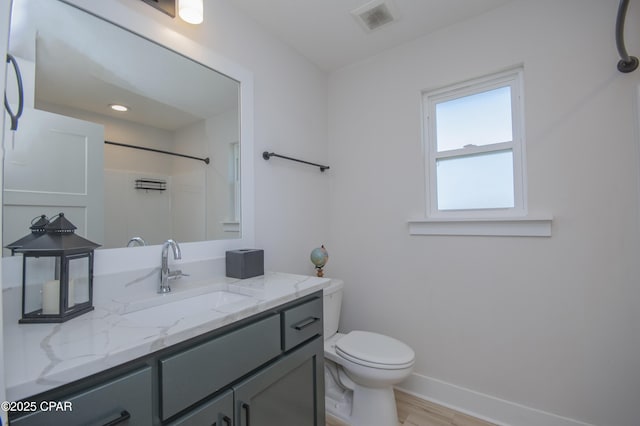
left=326, top=390, right=496, bottom=426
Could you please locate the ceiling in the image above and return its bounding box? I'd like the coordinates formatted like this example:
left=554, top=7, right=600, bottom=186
left=228, top=0, right=513, bottom=71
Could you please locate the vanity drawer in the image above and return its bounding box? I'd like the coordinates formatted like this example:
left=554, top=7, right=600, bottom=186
left=11, top=367, right=152, bottom=426
left=160, top=314, right=281, bottom=420
left=282, top=296, right=323, bottom=351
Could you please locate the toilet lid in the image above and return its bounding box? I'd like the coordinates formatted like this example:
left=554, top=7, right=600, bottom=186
left=335, top=331, right=415, bottom=368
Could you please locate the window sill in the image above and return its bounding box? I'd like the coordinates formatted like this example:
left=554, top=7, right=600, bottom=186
left=408, top=215, right=552, bottom=237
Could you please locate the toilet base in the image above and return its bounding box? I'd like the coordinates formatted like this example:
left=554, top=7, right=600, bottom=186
left=325, top=363, right=353, bottom=423
left=351, top=384, right=398, bottom=426
left=324, top=363, right=400, bottom=426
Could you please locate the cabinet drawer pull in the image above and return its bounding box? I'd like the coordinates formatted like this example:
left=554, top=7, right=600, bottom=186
left=101, top=410, right=131, bottom=426
left=222, top=415, right=232, bottom=425
left=242, top=402, right=251, bottom=426
left=293, top=316, right=319, bottom=331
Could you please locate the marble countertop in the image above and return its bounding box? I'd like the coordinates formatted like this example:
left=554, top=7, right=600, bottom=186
left=2, top=269, right=329, bottom=401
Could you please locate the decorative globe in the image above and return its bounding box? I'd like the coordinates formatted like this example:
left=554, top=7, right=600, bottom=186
left=310, top=245, right=329, bottom=268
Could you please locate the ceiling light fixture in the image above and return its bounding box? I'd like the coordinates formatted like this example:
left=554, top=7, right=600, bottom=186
left=110, top=104, right=129, bottom=112
left=178, top=0, right=204, bottom=25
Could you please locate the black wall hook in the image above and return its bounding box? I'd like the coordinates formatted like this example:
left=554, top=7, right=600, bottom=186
left=4, top=54, right=24, bottom=131
left=616, top=0, right=639, bottom=73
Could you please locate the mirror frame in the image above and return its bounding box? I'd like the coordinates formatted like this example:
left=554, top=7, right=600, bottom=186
left=4, top=0, right=255, bottom=272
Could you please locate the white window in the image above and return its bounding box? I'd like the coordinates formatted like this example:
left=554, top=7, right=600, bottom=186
left=423, top=68, right=526, bottom=218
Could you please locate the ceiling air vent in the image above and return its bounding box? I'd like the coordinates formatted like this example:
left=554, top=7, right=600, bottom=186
left=351, top=0, right=398, bottom=33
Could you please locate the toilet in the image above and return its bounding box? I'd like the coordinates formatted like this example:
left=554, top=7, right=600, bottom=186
left=323, top=279, right=415, bottom=426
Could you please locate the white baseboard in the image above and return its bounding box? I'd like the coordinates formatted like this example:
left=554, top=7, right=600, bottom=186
left=396, top=373, right=595, bottom=426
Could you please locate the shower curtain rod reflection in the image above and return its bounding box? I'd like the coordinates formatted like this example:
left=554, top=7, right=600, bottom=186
left=104, top=140, right=210, bottom=164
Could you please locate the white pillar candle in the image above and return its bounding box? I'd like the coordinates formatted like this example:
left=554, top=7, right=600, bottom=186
left=68, top=278, right=75, bottom=308
left=42, top=280, right=60, bottom=315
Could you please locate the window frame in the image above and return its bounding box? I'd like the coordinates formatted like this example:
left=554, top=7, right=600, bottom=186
left=423, top=68, right=527, bottom=218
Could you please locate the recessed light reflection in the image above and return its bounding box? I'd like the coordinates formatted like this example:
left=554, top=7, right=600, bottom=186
left=109, top=104, right=129, bottom=112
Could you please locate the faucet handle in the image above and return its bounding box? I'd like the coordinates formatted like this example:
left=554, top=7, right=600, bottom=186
left=127, top=236, right=146, bottom=247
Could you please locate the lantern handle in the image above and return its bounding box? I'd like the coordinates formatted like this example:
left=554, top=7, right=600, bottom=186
left=48, top=213, right=62, bottom=222
left=31, top=215, right=48, bottom=225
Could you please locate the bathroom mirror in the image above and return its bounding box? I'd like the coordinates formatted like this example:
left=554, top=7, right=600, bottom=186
left=3, top=0, right=250, bottom=253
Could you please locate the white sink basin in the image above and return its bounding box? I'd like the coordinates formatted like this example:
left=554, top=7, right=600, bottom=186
left=122, top=290, right=252, bottom=326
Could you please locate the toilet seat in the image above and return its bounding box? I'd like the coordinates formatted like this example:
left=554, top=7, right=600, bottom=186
left=335, top=331, right=415, bottom=370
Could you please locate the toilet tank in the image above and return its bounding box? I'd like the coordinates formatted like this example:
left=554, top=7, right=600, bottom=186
left=323, top=279, right=344, bottom=339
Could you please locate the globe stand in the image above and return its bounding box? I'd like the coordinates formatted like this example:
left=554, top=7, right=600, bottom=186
left=315, top=265, right=324, bottom=277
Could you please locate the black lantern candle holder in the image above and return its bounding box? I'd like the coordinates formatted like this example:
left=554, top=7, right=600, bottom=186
left=14, top=213, right=100, bottom=323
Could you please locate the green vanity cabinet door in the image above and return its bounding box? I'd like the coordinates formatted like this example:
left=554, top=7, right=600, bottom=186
left=167, top=389, right=233, bottom=426
left=11, top=366, right=153, bottom=426
left=234, top=336, right=325, bottom=426
left=160, top=314, right=282, bottom=420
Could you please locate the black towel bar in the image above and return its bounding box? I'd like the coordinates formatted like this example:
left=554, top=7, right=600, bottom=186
left=262, top=151, right=329, bottom=172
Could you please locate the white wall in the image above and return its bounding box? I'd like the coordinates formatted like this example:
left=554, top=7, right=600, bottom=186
left=172, top=120, right=207, bottom=243
left=202, top=108, right=240, bottom=240
left=103, top=118, right=176, bottom=248
left=328, top=1, right=640, bottom=425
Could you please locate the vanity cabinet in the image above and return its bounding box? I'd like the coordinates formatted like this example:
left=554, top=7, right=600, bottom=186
left=8, top=291, right=325, bottom=426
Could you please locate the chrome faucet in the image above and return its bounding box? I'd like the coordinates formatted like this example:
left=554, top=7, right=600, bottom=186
left=127, top=237, right=146, bottom=247
left=159, top=239, right=184, bottom=293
